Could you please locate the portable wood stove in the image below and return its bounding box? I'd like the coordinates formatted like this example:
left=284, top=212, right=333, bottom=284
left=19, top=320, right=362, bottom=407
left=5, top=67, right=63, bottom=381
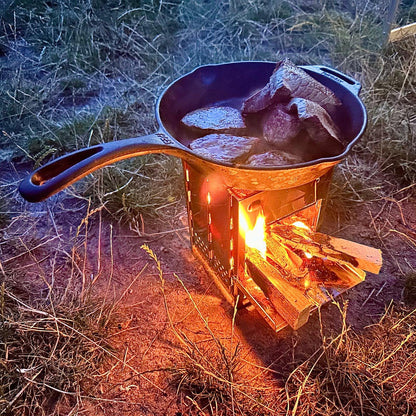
left=183, top=161, right=382, bottom=332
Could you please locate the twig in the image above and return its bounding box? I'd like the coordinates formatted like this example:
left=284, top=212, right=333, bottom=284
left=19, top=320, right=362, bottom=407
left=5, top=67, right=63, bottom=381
left=376, top=281, right=387, bottom=297
left=0, top=370, right=42, bottom=415
left=285, top=331, right=345, bottom=416
left=97, top=207, right=102, bottom=277
left=369, top=332, right=415, bottom=370
left=104, top=263, right=148, bottom=326
left=81, top=200, right=92, bottom=299
left=3, top=236, right=60, bottom=264
left=362, top=288, right=376, bottom=307
left=98, top=224, right=114, bottom=325
left=389, top=229, right=416, bottom=248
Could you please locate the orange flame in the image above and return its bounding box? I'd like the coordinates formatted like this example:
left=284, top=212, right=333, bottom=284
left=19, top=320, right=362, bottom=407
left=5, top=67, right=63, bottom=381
left=303, top=252, right=312, bottom=290
left=239, top=209, right=267, bottom=258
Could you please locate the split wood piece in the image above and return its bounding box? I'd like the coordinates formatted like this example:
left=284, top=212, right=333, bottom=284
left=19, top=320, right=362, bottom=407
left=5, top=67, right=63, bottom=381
left=312, top=232, right=382, bottom=274
left=266, top=236, right=306, bottom=279
left=300, top=261, right=365, bottom=307
left=267, top=234, right=364, bottom=293
left=325, top=262, right=366, bottom=286
left=246, top=249, right=312, bottom=330
left=389, top=22, right=416, bottom=42
left=236, top=273, right=287, bottom=333
left=270, top=224, right=382, bottom=274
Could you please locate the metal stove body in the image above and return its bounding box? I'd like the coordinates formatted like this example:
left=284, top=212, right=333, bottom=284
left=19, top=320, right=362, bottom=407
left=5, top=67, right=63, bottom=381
left=183, top=161, right=335, bottom=331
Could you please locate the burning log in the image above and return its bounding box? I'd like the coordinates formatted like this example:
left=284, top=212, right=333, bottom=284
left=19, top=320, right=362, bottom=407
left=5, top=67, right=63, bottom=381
left=266, top=236, right=305, bottom=279
left=325, top=262, right=366, bottom=286
left=311, top=232, right=382, bottom=274
left=270, top=223, right=382, bottom=274
left=245, top=248, right=312, bottom=330
left=266, top=232, right=366, bottom=290
left=242, top=215, right=381, bottom=331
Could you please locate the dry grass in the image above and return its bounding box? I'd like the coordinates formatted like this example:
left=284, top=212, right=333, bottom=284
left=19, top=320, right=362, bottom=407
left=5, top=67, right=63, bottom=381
left=284, top=304, right=416, bottom=415
left=323, top=35, right=416, bottom=222
left=359, top=36, right=416, bottom=187
left=0, top=275, right=116, bottom=415
left=173, top=302, right=416, bottom=416
left=142, top=244, right=282, bottom=416
left=84, top=154, right=184, bottom=225
left=0, top=197, right=121, bottom=415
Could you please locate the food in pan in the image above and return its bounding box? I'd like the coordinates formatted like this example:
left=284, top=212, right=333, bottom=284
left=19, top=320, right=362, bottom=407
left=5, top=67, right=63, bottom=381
left=262, top=104, right=301, bottom=148
left=189, top=133, right=260, bottom=164
left=246, top=150, right=303, bottom=167
left=181, top=106, right=246, bottom=134
left=184, top=59, right=344, bottom=167
left=242, top=58, right=341, bottom=114
left=286, top=97, right=343, bottom=156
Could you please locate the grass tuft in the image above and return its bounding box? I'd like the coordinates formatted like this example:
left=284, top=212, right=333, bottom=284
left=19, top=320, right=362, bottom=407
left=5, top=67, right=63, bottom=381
left=360, top=36, right=416, bottom=187
left=284, top=303, right=416, bottom=415
left=0, top=267, right=116, bottom=415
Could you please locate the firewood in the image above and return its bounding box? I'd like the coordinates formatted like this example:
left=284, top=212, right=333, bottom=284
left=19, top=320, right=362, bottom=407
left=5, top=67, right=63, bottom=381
left=245, top=249, right=312, bottom=330
left=323, top=261, right=366, bottom=286
left=236, top=273, right=287, bottom=332
left=266, top=236, right=305, bottom=279
left=270, top=224, right=382, bottom=274
left=312, top=232, right=382, bottom=274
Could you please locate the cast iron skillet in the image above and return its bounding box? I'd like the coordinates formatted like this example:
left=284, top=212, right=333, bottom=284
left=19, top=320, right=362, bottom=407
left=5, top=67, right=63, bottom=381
left=19, top=61, right=366, bottom=202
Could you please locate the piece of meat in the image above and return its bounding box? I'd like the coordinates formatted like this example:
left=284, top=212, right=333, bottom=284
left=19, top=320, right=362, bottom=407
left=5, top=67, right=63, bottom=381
left=181, top=106, right=246, bottom=133
left=245, top=150, right=303, bottom=167
left=280, top=98, right=344, bottom=159
left=242, top=58, right=341, bottom=114
left=189, top=134, right=260, bottom=164
left=287, top=97, right=343, bottom=154
left=262, top=104, right=301, bottom=148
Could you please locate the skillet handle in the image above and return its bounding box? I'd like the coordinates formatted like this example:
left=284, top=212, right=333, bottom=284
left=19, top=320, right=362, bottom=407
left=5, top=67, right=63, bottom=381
left=303, top=65, right=362, bottom=95
left=19, top=132, right=182, bottom=202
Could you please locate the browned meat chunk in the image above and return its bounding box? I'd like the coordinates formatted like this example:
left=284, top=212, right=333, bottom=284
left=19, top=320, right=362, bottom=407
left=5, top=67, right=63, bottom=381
left=287, top=98, right=343, bottom=154
left=181, top=106, right=246, bottom=133
left=262, top=104, right=300, bottom=148
left=245, top=150, right=303, bottom=167
left=242, top=58, right=341, bottom=114
left=190, top=134, right=260, bottom=164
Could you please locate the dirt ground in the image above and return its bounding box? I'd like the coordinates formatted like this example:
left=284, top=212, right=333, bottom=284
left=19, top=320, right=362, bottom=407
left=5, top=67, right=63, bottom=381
left=2, top=158, right=416, bottom=415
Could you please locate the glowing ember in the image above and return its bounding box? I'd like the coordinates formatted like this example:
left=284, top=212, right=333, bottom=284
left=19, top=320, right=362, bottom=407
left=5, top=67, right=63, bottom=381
left=239, top=210, right=267, bottom=258
left=304, top=252, right=313, bottom=259
left=292, top=220, right=311, bottom=231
